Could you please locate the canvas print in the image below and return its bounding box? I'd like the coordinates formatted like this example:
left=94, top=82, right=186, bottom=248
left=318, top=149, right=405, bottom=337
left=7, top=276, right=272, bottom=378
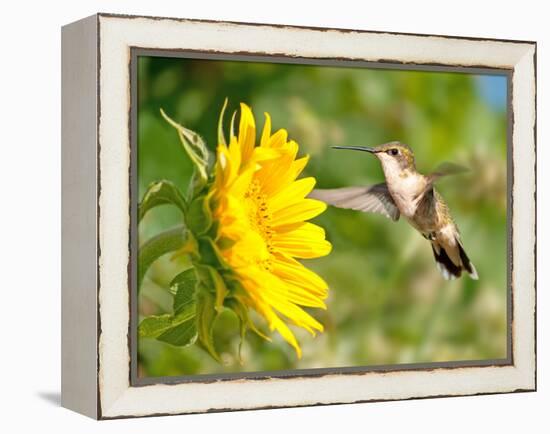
left=135, top=55, right=508, bottom=379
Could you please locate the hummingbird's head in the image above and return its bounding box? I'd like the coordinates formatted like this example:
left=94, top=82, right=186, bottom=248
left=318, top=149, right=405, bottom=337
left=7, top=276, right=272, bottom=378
left=332, top=141, right=416, bottom=176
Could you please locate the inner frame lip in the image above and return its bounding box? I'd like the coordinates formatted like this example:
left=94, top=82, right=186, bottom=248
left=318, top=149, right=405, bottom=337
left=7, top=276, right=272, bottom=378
left=128, top=47, right=514, bottom=388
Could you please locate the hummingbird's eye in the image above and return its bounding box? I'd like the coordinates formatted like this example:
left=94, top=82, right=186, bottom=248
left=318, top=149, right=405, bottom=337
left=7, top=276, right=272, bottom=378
left=388, top=148, right=399, bottom=156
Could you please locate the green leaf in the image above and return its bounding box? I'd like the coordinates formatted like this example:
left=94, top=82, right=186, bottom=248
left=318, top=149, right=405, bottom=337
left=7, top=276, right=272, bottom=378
left=138, top=226, right=188, bottom=291
left=195, top=289, right=220, bottom=362
left=157, top=320, right=197, bottom=347
left=186, top=194, right=213, bottom=235
left=138, top=305, right=194, bottom=339
left=170, top=268, right=197, bottom=314
left=138, top=297, right=197, bottom=347
left=160, top=108, right=210, bottom=186
left=138, top=314, right=174, bottom=339
left=138, top=180, right=187, bottom=223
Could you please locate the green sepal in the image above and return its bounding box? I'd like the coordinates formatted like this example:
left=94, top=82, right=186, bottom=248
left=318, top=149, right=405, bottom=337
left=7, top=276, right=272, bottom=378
left=207, top=220, right=220, bottom=240
left=226, top=295, right=271, bottom=343
left=225, top=296, right=271, bottom=363
left=186, top=194, right=213, bottom=235
left=197, top=237, right=229, bottom=270
left=138, top=180, right=187, bottom=223
left=229, top=110, right=237, bottom=138
left=216, top=236, right=236, bottom=250
left=195, top=289, right=221, bottom=362
left=217, top=98, right=228, bottom=146
left=197, top=264, right=228, bottom=312
left=160, top=108, right=210, bottom=188
left=224, top=298, right=247, bottom=362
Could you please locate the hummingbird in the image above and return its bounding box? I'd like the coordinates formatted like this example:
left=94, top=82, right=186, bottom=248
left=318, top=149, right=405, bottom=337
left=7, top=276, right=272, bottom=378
left=310, top=141, right=478, bottom=280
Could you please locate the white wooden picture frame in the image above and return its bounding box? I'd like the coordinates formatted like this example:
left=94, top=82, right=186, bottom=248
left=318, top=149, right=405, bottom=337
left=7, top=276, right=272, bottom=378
left=61, top=13, right=536, bottom=419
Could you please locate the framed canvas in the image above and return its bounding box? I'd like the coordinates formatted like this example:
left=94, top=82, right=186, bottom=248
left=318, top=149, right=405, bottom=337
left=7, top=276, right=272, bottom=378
left=61, top=13, right=536, bottom=419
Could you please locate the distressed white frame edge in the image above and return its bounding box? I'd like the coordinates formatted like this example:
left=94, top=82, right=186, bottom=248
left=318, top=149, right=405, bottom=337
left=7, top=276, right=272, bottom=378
left=61, top=14, right=99, bottom=419
left=87, top=14, right=535, bottom=419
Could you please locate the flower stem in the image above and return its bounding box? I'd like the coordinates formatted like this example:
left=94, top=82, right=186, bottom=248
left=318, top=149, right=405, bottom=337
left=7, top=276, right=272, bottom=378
left=138, top=225, right=189, bottom=292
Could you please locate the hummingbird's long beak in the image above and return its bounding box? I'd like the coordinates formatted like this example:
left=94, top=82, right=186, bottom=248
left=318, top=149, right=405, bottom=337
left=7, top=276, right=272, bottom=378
left=331, top=145, right=377, bottom=153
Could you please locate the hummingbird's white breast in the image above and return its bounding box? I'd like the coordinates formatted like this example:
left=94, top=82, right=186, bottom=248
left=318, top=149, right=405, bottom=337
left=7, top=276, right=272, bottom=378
left=384, top=170, right=427, bottom=219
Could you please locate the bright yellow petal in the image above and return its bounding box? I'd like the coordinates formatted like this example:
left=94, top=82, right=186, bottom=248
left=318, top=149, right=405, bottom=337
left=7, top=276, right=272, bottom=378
left=285, top=285, right=327, bottom=309
left=228, top=136, right=242, bottom=175
left=253, top=146, right=282, bottom=162
left=269, top=177, right=316, bottom=212
left=242, top=269, right=325, bottom=330
left=290, top=154, right=309, bottom=179
left=229, top=167, right=254, bottom=197
left=214, top=145, right=230, bottom=189
left=266, top=129, right=288, bottom=149
left=260, top=112, right=271, bottom=147
left=209, top=101, right=332, bottom=357
left=249, top=292, right=303, bottom=358
left=271, top=252, right=329, bottom=296
left=272, top=232, right=332, bottom=258
left=269, top=297, right=324, bottom=335
left=271, top=314, right=302, bottom=358
left=272, top=199, right=327, bottom=227
left=238, top=103, right=256, bottom=164
left=255, top=273, right=327, bottom=311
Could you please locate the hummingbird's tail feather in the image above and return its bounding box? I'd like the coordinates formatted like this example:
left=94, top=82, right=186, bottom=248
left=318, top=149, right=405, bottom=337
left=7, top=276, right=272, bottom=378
left=431, top=243, right=461, bottom=280
left=431, top=239, right=478, bottom=280
left=456, top=239, right=479, bottom=280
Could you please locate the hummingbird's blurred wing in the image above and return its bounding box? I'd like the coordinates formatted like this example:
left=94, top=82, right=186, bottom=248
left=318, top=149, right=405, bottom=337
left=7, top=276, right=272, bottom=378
left=428, top=162, right=469, bottom=182
left=310, top=183, right=400, bottom=221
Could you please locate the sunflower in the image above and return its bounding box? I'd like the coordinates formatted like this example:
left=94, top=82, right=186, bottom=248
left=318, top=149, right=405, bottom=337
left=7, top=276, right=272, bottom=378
left=211, top=103, right=332, bottom=357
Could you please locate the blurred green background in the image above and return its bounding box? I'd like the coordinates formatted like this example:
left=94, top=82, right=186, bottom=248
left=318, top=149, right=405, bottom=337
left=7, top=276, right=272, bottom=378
left=137, top=55, right=508, bottom=378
